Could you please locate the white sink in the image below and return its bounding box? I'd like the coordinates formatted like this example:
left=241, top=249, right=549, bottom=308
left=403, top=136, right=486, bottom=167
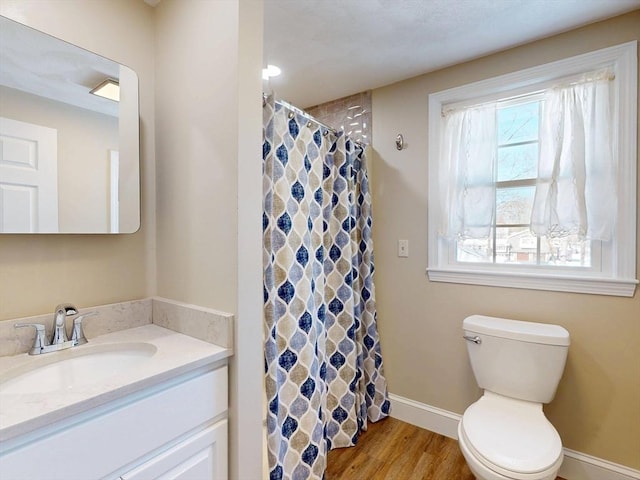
left=0, top=343, right=157, bottom=395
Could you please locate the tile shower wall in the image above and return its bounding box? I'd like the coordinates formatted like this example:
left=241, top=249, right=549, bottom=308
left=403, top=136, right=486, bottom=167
left=307, top=91, right=372, bottom=145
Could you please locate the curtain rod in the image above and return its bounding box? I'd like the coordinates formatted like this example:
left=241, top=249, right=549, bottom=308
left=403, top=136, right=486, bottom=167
left=442, top=69, right=615, bottom=117
left=276, top=97, right=339, bottom=136
left=263, top=93, right=366, bottom=147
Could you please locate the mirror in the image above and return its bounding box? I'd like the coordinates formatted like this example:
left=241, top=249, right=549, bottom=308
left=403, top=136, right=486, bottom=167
left=0, top=16, right=140, bottom=233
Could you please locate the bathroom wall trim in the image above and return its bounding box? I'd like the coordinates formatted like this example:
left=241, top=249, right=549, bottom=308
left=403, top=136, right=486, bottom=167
left=387, top=393, right=460, bottom=438
left=560, top=449, right=640, bottom=480
left=388, top=393, right=640, bottom=480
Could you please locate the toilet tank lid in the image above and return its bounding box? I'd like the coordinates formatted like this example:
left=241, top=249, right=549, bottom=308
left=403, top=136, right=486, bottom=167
left=463, top=315, right=570, bottom=346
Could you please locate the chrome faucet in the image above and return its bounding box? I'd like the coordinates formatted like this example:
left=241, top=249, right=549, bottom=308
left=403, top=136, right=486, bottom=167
left=15, top=304, right=98, bottom=355
left=51, top=304, right=77, bottom=345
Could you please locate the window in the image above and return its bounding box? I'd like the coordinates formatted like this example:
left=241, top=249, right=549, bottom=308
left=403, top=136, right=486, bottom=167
left=456, top=96, right=593, bottom=268
left=427, top=42, right=638, bottom=296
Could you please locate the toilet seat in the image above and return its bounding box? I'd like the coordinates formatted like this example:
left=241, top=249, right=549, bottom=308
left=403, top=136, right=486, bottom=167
left=459, top=392, right=563, bottom=480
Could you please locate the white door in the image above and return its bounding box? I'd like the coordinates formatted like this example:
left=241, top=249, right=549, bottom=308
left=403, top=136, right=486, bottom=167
left=0, top=117, right=58, bottom=232
left=109, top=150, right=120, bottom=233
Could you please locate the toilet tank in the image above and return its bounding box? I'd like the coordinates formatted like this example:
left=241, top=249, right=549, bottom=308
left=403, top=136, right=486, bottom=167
left=463, top=315, right=570, bottom=404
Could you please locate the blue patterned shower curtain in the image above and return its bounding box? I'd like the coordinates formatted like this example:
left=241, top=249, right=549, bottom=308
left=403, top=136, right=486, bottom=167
left=263, top=96, right=390, bottom=480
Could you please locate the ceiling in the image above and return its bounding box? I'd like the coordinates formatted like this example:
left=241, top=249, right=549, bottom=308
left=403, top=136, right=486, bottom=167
left=264, top=0, right=640, bottom=108
left=0, top=16, right=120, bottom=117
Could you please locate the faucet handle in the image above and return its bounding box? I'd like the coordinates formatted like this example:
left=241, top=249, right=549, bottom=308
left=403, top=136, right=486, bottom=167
left=51, top=304, right=78, bottom=345
left=15, top=323, right=48, bottom=355
left=54, top=304, right=78, bottom=317
left=71, top=312, right=98, bottom=346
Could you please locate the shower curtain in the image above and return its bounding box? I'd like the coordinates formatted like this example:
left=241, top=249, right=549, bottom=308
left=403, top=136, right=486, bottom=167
left=263, top=96, right=390, bottom=480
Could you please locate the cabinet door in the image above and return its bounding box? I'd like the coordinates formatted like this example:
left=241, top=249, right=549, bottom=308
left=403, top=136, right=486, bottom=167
left=121, top=420, right=227, bottom=480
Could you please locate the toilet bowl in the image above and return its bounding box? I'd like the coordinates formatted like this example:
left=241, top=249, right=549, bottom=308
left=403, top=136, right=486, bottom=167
left=459, top=315, right=570, bottom=480
left=458, top=392, right=564, bottom=480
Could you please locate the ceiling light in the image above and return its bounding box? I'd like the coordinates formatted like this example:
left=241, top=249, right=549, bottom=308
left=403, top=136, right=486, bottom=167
left=90, top=78, right=120, bottom=102
left=262, top=64, right=281, bottom=80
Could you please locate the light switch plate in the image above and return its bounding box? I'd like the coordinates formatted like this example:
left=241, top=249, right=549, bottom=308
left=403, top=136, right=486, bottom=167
left=398, top=239, right=409, bottom=257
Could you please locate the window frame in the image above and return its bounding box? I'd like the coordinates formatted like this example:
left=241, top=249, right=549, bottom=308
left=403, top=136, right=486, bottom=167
left=427, top=41, right=638, bottom=297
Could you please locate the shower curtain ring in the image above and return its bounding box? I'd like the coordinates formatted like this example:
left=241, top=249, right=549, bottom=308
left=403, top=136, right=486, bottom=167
left=396, top=134, right=404, bottom=151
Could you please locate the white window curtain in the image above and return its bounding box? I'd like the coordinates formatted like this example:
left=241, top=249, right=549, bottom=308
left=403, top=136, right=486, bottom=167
left=439, top=104, right=497, bottom=239
left=531, top=70, right=616, bottom=241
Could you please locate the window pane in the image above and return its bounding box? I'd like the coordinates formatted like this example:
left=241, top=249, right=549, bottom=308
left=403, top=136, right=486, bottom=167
left=456, top=235, right=493, bottom=263
left=497, top=143, right=538, bottom=182
left=496, top=187, right=535, bottom=225
left=497, top=101, right=539, bottom=145
left=540, top=235, right=591, bottom=267
left=496, top=227, right=537, bottom=264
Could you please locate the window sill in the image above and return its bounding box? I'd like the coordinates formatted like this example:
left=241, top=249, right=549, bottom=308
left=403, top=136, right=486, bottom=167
left=426, top=268, right=638, bottom=297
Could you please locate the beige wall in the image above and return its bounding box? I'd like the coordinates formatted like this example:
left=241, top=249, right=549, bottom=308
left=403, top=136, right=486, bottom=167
left=235, top=1, right=266, bottom=479
left=155, top=0, right=238, bottom=314
left=154, top=1, right=264, bottom=478
left=0, top=0, right=156, bottom=321
left=371, top=11, right=640, bottom=468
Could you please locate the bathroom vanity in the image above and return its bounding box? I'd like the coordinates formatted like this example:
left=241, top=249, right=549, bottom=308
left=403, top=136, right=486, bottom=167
left=0, top=310, right=232, bottom=480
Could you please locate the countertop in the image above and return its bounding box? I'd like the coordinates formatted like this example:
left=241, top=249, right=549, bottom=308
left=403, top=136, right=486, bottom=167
left=0, top=325, right=231, bottom=444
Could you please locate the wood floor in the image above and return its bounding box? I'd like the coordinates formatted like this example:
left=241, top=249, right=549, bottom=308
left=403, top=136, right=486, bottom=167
left=326, top=417, right=565, bottom=480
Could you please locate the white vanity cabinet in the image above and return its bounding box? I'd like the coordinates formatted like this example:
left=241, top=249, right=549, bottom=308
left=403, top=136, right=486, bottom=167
left=120, top=421, right=227, bottom=480
left=0, top=364, right=228, bottom=480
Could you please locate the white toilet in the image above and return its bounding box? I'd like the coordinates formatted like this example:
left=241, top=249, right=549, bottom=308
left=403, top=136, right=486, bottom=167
left=458, top=315, right=570, bottom=480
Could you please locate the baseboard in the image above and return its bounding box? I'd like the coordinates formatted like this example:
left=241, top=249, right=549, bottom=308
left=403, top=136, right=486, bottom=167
left=388, top=393, right=461, bottom=439
left=388, top=393, right=640, bottom=480
left=560, top=449, right=640, bottom=480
